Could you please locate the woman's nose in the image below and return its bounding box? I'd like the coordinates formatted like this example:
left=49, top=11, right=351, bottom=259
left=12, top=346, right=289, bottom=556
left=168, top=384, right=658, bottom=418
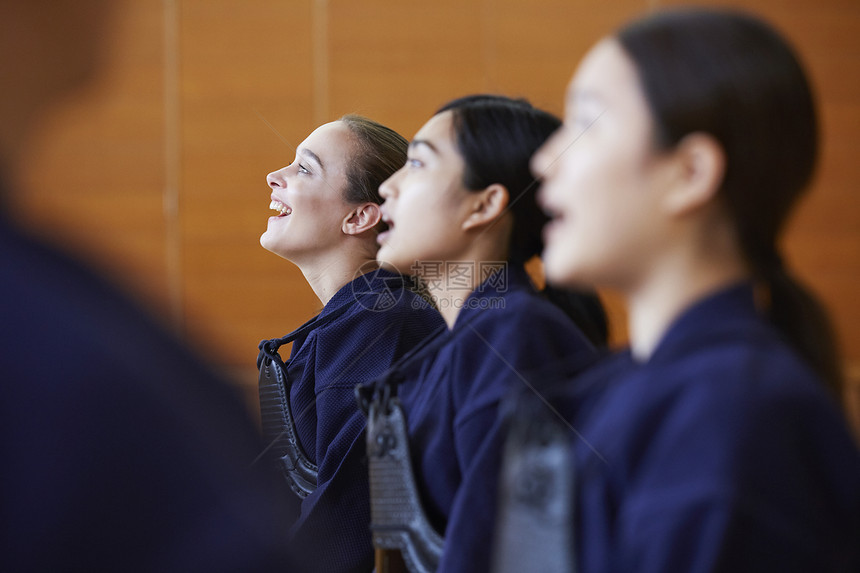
left=379, top=168, right=401, bottom=199
left=378, top=181, right=391, bottom=199
left=267, top=168, right=287, bottom=190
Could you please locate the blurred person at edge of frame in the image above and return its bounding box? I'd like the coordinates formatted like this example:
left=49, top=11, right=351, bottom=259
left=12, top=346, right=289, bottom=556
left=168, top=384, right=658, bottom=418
left=499, top=7, right=860, bottom=572
left=0, top=2, right=292, bottom=570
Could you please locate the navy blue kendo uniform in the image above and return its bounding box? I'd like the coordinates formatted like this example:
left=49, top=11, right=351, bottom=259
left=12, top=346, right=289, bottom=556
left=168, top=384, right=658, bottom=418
left=0, top=207, right=292, bottom=571
left=390, top=265, right=597, bottom=573
left=258, top=268, right=444, bottom=573
left=561, top=283, right=860, bottom=572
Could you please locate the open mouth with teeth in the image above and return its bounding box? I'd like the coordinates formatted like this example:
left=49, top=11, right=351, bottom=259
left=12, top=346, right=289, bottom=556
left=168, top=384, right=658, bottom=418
left=269, top=199, right=292, bottom=217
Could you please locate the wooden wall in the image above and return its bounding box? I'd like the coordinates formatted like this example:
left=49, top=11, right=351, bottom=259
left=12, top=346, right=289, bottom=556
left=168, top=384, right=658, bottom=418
left=10, top=0, right=860, bottom=430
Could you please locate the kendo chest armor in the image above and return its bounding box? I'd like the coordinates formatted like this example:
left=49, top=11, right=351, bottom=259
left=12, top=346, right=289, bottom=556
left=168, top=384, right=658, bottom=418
left=358, top=381, right=444, bottom=573
left=257, top=304, right=351, bottom=498
left=492, top=393, right=576, bottom=573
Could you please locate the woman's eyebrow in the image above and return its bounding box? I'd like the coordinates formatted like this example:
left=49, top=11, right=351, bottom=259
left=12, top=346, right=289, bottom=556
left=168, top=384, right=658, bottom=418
left=570, top=88, right=606, bottom=107
left=409, top=139, right=438, bottom=154
left=300, top=148, right=324, bottom=172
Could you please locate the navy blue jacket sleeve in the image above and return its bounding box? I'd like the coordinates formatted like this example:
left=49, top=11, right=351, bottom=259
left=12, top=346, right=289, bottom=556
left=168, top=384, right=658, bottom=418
left=440, top=300, right=594, bottom=573
left=618, top=386, right=857, bottom=572
left=577, top=362, right=860, bottom=573
left=569, top=285, right=860, bottom=573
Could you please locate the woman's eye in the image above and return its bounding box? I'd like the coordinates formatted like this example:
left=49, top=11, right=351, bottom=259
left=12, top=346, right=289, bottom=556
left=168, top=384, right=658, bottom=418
left=571, top=115, right=590, bottom=130
left=407, top=158, right=423, bottom=169
left=574, top=110, right=604, bottom=134
left=298, top=163, right=310, bottom=174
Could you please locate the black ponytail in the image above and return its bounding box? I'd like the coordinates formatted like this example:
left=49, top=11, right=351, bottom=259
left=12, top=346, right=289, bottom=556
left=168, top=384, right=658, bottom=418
left=760, top=259, right=842, bottom=396
left=542, top=284, right=609, bottom=349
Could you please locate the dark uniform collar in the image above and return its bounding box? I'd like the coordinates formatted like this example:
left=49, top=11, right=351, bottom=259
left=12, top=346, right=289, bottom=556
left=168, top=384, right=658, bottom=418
left=320, top=267, right=407, bottom=319
left=644, top=281, right=758, bottom=367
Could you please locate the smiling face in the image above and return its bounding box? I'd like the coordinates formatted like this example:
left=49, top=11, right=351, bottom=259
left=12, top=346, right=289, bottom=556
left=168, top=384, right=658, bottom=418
left=260, top=121, right=357, bottom=262
left=376, top=111, right=476, bottom=275
left=533, top=39, right=679, bottom=292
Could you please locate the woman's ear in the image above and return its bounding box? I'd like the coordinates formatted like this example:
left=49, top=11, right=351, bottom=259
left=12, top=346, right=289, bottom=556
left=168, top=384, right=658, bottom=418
left=462, top=183, right=509, bottom=231
left=663, top=132, right=726, bottom=217
left=342, top=202, right=382, bottom=236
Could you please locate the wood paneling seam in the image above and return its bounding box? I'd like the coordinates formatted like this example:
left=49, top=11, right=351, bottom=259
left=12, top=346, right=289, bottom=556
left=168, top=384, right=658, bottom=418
left=163, top=0, right=183, bottom=332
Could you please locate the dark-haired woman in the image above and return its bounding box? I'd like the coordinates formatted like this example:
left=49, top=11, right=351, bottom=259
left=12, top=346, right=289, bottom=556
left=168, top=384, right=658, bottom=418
left=257, top=115, right=444, bottom=572
left=529, top=8, right=860, bottom=571
left=365, top=95, right=605, bottom=572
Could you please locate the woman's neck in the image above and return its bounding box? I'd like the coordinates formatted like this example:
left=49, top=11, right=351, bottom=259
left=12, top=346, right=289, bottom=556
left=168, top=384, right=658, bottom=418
left=424, top=258, right=505, bottom=329
left=297, top=249, right=379, bottom=307
left=625, top=244, right=749, bottom=362
left=422, top=230, right=510, bottom=328
left=424, top=273, right=477, bottom=329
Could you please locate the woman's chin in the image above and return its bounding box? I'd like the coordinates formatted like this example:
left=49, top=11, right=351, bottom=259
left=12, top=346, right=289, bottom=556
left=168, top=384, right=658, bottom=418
left=543, top=249, right=581, bottom=289
left=260, top=232, right=294, bottom=260
left=376, top=248, right=406, bottom=275
left=260, top=229, right=278, bottom=251
left=259, top=231, right=271, bottom=250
